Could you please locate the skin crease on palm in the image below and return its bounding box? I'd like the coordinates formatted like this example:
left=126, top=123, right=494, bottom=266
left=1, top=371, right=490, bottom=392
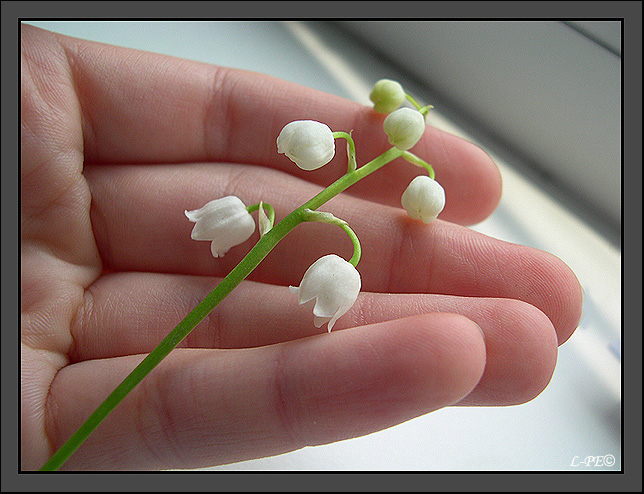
left=21, top=24, right=583, bottom=471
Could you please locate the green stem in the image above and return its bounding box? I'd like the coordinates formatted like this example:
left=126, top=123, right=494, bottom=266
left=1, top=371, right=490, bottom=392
left=340, top=223, right=361, bottom=266
left=40, top=145, right=404, bottom=471
left=305, top=146, right=403, bottom=210
left=404, top=92, right=422, bottom=109
left=300, top=209, right=362, bottom=267
left=404, top=93, right=433, bottom=117
left=332, top=131, right=356, bottom=172
left=401, top=151, right=435, bottom=179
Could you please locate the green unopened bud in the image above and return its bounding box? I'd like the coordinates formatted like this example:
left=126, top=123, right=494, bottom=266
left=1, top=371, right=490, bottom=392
left=369, top=79, right=406, bottom=114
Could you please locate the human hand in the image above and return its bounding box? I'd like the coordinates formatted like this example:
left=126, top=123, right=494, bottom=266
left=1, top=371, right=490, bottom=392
left=21, top=24, right=582, bottom=471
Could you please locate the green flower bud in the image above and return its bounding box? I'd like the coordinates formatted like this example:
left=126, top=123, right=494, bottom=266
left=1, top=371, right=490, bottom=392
left=369, top=79, right=406, bottom=114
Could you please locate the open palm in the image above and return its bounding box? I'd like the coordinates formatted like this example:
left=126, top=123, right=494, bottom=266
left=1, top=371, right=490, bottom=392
left=21, top=24, right=582, bottom=471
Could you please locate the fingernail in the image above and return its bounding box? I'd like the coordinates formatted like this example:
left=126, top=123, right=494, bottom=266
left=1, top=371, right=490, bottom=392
left=473, top=322, right=487, bottom=342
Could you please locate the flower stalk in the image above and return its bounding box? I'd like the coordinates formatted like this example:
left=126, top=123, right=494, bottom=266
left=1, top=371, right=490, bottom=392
left=401, top=151, right=435, bottom=179
left=301, top=209, right=362, bottom=266
left=405, top=92, right=433, bottom=117
left=332, top=131, right=357, bottom=172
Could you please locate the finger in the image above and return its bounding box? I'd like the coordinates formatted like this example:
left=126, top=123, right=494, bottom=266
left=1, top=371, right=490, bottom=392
left=70, top=271, right=557, bottom=407
left=30, top=24, right=500, bottom=224
left=21, top=24, right=100, bottom=275
left=47, top=313, right=486, bottom=470
left=85, top=162, right=582, bottom=343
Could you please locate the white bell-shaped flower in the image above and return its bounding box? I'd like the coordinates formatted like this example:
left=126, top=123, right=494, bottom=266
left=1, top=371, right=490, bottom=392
left=401, top=175, right=446, bottom=223
left=383, top=107, right=426, bottom=150
left=289, top=254, right=361, bottom=332
left=185, top=196, right=256, bottom=258
left=369, top=79, right=406, bottom=114
left=277, top=120, right=336, bottom=170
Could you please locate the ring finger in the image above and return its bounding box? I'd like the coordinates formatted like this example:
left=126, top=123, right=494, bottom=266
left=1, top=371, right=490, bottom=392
left=70, top=271, right=558, bottom=407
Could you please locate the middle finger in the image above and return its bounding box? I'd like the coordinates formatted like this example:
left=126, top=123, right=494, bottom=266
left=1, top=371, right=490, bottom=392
left=86, top=162, right=582, bottom=342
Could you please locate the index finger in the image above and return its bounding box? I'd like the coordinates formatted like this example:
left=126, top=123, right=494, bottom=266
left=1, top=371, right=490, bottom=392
left=31, top=24, right=501, bottom=225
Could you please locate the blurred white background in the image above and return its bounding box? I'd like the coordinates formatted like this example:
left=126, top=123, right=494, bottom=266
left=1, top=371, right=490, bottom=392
left=24, top=19, right=622, bottom=471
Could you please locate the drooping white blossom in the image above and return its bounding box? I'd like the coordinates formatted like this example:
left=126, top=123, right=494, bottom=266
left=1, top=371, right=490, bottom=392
left=369, top=79, right=406, bottom=114
left=382, top=107, right=426, bottom=150
left=277, top=120, right=336, bottom=170
left=401, top=175, right=446, bottom=224
left=289, top=254, right=361, bottom=332
left=185, top=196, right=256, bottom=258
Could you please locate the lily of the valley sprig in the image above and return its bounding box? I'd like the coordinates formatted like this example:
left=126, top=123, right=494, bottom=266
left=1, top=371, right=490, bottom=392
left=40, top=79, right=445, bottom=471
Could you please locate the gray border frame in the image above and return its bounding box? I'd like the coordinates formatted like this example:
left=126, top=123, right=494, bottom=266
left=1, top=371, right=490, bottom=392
left=4, top=1, right=641, bottom=491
